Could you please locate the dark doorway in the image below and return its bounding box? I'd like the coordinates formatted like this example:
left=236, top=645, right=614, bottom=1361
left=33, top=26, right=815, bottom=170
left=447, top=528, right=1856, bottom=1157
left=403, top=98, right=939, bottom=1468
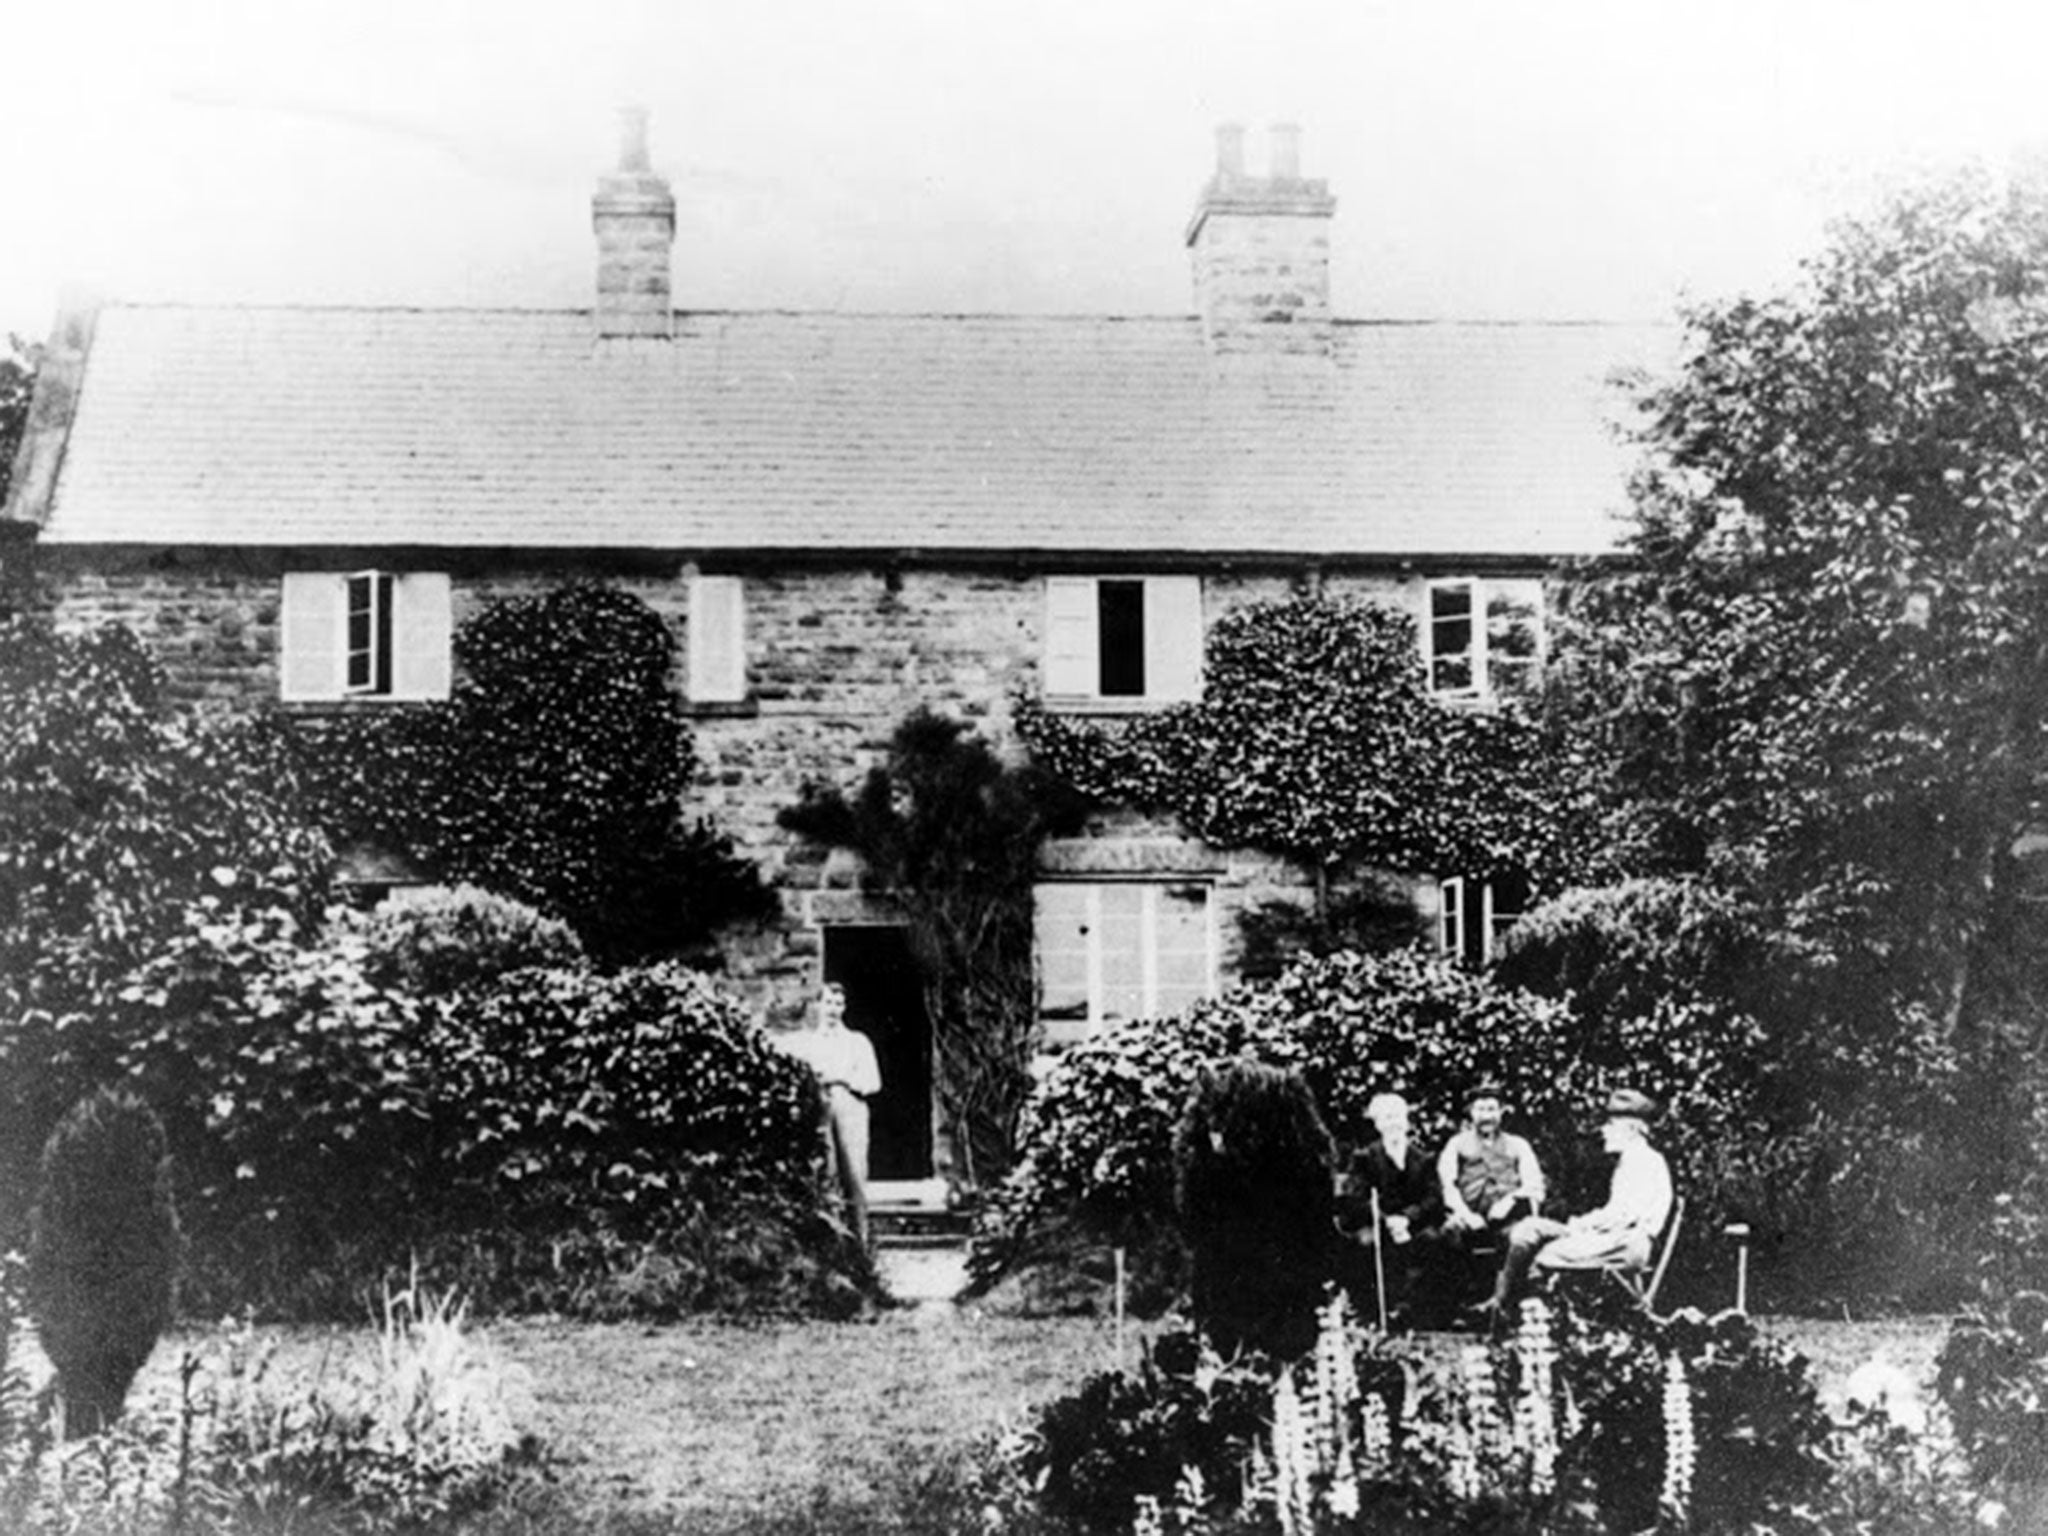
left=823, top=926, right=934, bottom=1181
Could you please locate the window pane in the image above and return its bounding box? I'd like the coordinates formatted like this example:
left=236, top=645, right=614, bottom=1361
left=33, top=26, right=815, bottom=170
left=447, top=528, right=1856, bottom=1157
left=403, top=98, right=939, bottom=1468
left=345, top=574, right=374, bottom=691
left=1098, top=580, right=1147, bottom=697
left=1097, top=886, right=1145, bottom=1021
left=1154, top=884, right=1211, bottom=1014
left=1429, top=583, right=1474, bottom=693
left=1486, top=582, right=1543, bottom=700
left=1034, top=884, right=1094, bottom=1044
left=373, top=574, right=394, bottom=695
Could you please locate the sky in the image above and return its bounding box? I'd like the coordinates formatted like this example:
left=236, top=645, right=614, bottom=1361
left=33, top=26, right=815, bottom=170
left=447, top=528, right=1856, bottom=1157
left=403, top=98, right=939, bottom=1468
left=4, top=0, right=2048, bottom=342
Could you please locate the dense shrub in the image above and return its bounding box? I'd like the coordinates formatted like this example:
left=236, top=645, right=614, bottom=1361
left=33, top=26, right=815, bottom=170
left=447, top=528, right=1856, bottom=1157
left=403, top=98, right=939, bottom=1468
left=426, top=961, right=821, bottom=1215
left=975, top=947, right=1767, bottom=1294
left=110, top=903, right=849, bottom=1320
left=329, top=883, right=587, bottom=996
left=0, top=618, right=331, bottom=1234
left=28, top=1089, right=181, bottom=1437
left=1174, top=1063, right=1334, bottom=1359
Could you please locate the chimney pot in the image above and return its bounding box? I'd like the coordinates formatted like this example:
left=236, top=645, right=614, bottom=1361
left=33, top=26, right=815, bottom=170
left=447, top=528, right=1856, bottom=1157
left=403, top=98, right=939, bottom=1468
left=618, top=105, right=652, bottom=173
left=1269, top=122, right=1302, bottom=180
left=1215, top=122, right=1246, bottom=178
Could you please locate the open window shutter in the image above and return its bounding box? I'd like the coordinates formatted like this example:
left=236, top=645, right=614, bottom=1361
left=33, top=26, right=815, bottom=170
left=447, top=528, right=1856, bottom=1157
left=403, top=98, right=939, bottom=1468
left=280, top=573, right=342, bottom=701
left=689, top=575, right=747, bottom=701
left=393, top=573, right=453, bottom=699
left=1043, top=577, right=1098, bottom=696
left=1146, top=576, right=1203, bottom=701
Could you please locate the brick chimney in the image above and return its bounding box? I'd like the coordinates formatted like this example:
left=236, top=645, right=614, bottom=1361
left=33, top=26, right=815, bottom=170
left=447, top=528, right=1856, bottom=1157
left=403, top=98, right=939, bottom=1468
left=1185, top=122, right=1337, bottom=357
left=592, top=107, right=675, bottom=339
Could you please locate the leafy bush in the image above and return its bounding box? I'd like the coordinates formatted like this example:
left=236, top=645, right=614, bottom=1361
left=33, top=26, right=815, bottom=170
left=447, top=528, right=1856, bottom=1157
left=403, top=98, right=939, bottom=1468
left=974, top=948, right=1766, bottom=1293
left=27, top=1089, right=182, bottom=1437
left=329, top=883, right=587, bottom=996
left=112, top=903, right=438, bottom=1278
left=275, top=582, right=774, bottom=967
left=0, top=617, right=331, bottom=1234
left=1174, top=1062, right=1334, bottom=1359
left=426, top=961, right=821, bottom=1216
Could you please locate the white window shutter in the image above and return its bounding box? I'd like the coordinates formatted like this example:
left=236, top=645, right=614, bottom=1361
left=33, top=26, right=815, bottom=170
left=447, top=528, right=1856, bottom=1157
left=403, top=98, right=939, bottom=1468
left=1043, top=577, right=1098, bottom=696
left=392, top=573, right=453, bottom=700
left=1146, top=577, right=1204, bottom=701
left=280, top=573, right=342, bottom=701
left=689, top=575, right=747, bottom=702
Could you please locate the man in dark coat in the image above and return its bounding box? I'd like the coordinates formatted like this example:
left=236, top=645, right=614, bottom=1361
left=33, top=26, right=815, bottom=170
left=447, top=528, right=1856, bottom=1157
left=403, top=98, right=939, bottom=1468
left=1334, top=1091, right=1447, bottom=1327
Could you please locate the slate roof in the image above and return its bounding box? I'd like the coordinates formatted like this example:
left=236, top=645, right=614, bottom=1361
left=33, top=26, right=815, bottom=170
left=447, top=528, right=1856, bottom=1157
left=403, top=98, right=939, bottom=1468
left=24, top=302, right=1669, bottom=559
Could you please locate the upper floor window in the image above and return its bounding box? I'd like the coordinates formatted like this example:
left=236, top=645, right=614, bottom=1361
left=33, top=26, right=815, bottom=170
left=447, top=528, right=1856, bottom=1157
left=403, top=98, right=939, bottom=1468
left=1035, top=880, right=1217, bottom=1047
left=1439, top=871, right=1529, bottom=967
left=687, top=573, right=747, bottom=703
left=1426, top=578, right=1543, bottom=701
left=1043, top=575, right=1202, bottom=705
left=280, top=571, right=451, bottom=702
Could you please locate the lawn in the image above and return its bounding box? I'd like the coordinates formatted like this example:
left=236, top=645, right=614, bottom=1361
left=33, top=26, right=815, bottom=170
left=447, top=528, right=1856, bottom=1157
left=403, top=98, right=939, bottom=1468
left=108, top=1301, right=1952, bottom=1532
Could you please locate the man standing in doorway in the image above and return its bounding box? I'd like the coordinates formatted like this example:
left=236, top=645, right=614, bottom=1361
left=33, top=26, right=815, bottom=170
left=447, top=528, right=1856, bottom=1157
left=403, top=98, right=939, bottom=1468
left=780, top=982, right=883, bottom=1246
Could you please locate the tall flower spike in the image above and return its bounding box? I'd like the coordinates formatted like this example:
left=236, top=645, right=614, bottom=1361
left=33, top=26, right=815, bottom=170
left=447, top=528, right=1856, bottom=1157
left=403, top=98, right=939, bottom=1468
left=1660, top=1352, right=1696, bottom=1523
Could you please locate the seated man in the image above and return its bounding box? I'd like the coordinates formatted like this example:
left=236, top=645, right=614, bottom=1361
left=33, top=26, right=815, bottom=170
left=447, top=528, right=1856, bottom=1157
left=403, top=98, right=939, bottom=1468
left=1436, top=1081, right=1547, bottom=1313
left=1475, top=1087, right=1675, bottom=1319
left=1333, top=1091, right=1445, bottom=1326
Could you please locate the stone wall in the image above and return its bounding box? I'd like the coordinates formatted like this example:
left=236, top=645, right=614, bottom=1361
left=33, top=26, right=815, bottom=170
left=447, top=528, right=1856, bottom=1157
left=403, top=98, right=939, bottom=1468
left=38, top=557, right=1446, bottom=1022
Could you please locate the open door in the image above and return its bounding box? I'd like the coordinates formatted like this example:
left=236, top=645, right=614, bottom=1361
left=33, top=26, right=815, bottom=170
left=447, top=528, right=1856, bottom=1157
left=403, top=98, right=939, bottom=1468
left=822, top=926, right=934, bottom=1184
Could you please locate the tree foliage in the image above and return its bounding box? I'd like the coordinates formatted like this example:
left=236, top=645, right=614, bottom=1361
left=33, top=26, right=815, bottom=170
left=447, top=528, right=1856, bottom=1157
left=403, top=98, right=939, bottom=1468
left=277, top=583, right=773, bottom=966
left=0, top=618, right=331, bottom=1215
left=1018, top=594, right=1562, bottom=888
left=1553, top=169, right=2048, bottom=1041
left=780, top=707, right=1088, bottom=1186
left=0, top=333, right=34, bottom=509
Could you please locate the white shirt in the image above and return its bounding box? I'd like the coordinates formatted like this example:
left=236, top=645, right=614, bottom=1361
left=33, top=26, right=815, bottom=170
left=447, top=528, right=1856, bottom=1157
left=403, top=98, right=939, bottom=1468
left=777, top=1025, right=881, bottom=1097
left=1576, top=1138, right=1673, bottom=1239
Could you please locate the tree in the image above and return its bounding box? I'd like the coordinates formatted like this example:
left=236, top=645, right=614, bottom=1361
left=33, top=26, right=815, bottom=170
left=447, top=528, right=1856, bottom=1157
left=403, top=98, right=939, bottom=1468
left=1018, top=594, right=1563, bottom=914
left=1553, top=169, right=2048, bottom=1048
left=780, top=708, right=1087, bottom=1186
left=0, top=333, right=34, bottom=507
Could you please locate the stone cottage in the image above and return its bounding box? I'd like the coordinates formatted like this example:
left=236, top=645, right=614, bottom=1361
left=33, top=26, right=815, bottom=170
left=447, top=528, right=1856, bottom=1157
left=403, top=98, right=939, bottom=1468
left=1, top=114, right=1660, bottom=1195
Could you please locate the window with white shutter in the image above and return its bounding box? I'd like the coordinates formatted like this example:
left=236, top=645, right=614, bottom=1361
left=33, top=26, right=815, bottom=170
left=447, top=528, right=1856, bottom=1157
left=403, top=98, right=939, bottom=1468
left=1438, top=871, right=1529, bottom=967
left=1042, top=575, right=1202, bottom=705
left=280, top=571, right=451, bottom=702
left=688, top=574, right=747, bottom=703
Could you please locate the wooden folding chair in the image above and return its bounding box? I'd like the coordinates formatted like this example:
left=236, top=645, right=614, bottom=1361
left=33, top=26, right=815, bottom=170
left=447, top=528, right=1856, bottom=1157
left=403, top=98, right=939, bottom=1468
left=1605, top=1196, right=1684, bottom=1311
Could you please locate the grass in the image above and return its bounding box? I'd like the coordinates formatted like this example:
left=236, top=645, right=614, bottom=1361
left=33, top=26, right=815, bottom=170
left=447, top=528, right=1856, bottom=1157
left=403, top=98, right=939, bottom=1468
left=95, top=1301, right=1951, bottom=1534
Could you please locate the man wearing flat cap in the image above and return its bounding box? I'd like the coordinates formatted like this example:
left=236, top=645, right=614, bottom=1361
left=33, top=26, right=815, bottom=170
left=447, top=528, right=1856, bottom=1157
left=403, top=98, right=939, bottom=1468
left=1472, top=1087, right=1675, bottom=1319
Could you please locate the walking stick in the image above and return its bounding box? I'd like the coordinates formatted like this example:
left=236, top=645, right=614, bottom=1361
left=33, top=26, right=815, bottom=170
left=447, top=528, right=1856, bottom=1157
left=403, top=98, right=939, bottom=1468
left=1370, top=1187, right=1388, bottom=1332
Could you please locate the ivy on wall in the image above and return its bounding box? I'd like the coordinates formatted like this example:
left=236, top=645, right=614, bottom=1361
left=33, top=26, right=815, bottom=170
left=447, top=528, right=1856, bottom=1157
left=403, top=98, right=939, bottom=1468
left=275, top=583, right=774, bottom=966
left=1016, top=593, right=1564, bottom=892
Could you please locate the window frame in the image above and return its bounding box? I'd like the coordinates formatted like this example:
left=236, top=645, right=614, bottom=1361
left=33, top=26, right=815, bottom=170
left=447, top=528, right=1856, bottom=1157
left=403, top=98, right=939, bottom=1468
left=1439, top=872, right=1529, bottom=966
left=1034, top=878, right=1219, bottom=1043
left=1425, top=576, right=1545, bottom=702
left=686, top=572, right=749, bottom=705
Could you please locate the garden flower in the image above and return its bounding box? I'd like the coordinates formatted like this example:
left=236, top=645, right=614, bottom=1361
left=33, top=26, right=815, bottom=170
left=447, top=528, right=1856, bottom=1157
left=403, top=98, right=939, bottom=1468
left=1660, top=1352, right=1695, bottom=1524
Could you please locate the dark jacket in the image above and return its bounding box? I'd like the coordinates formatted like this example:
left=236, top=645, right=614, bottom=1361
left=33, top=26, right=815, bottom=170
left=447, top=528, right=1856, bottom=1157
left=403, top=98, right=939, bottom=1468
left=1335, top=1139, right=1443, bottom=1236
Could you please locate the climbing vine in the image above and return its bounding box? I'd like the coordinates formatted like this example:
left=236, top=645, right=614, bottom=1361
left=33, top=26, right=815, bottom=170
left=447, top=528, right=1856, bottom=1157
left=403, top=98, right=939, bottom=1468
left=1016, top=594, right=1565, bottom=892
left=271, top=583, right=774, bottom=966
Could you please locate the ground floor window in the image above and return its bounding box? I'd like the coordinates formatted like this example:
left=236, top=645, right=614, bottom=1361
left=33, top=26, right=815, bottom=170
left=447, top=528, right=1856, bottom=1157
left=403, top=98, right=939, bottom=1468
left=1439, top=871, right=1529, bottom=966
left=1034, top=880, right=1217, bottom=1045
